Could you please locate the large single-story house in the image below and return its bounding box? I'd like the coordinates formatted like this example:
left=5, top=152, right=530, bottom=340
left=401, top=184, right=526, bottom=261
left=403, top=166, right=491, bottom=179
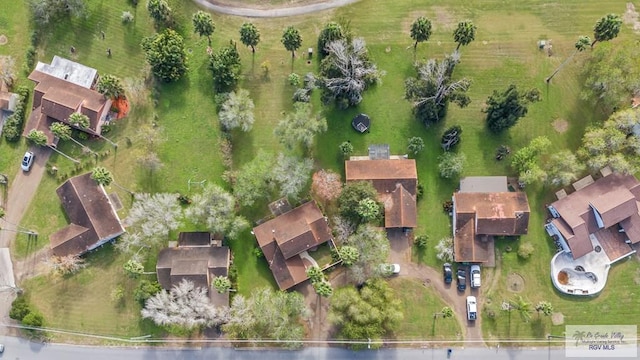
left=345, top=145, right=418, bottom=229
left=453, top=176, right=530, bottom=263
left=253, top=201, right=333, bottom=291
left=50, top=173, right=125, bottom=257
left=546, top=173, right=640, bottom=262
left=24, top=57, right=111, bottom=146
left=156, top=232, right=231, bottom=307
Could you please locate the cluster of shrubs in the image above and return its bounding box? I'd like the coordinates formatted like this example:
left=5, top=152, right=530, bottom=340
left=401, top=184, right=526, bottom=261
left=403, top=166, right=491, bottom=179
left=10, top=295, right=45, bottom=336
left=47, top=149, right=112, bottom=182
left=3, top=86, right=30, bottom=142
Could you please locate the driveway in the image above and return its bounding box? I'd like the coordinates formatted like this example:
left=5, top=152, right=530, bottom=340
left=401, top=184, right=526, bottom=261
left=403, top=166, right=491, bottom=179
left=0, top=145, right=51, bottom=335
left=387, top=229, right=484, bottom=344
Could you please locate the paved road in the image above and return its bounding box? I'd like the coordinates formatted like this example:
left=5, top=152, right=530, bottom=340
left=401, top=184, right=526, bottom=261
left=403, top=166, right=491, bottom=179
left=0, top=145, right=51, bottom=335
left=192, top=0, right=360, bottom=17
left=0, top=335, right=629, bottom=360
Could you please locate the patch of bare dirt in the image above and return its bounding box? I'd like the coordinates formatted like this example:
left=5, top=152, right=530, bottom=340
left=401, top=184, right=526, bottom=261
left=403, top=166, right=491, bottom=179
left=551, top=312, right=565, bottom=325
left=0, top=35, right=7, bottom=46
left=623, top=3, right=640, bottom=34
left=552, top=119, right=568, bottom=133
left=506, top=273, right=525, bottom=293
left=432, top=6, right=456, bottom=30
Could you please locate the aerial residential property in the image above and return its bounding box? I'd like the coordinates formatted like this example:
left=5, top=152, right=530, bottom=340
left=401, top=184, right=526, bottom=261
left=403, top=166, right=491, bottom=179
left=50, top=172, right=125, bottom=257
left=452, top=176, right=530, bottom=264
left=546, top=171, right=639, bottom=295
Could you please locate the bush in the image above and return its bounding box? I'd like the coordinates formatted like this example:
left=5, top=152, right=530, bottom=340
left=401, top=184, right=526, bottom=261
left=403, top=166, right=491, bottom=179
left=435, top=237, right=454, bottom=262
left=252, top=247, right=264, bottom=258
left=134, top=280, right=162, bottom=305
left=121, top=11, right=134, bottom=23
left=9, top=296, right=31, bottom=321
left=25, top=46, right=36, bottom=71
left=22, top=311, right=44, bottom=328
left=416, top=183, right=424, bottom=201
left=288, top=73, right=300, bottom=86
left=414, top=235, right=428, bottom=249
left=517, top=241, right=535, bottom=259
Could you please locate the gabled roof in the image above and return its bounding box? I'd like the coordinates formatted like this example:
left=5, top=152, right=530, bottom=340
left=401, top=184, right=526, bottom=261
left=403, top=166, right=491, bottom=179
left=253, top=201, right=332, bottom=290
left=345, top=159, right=417, bottom=182
left=50, top=173, right=125, bottom=256
left=459, top=176, right=508, bottom=193
left=156, top=236, right=230, bottom=306
left=550, top=173, right=640, bottom=259
left=384, top=183, right=417, bottom=228
left=35, top=56, right=98, bottom=89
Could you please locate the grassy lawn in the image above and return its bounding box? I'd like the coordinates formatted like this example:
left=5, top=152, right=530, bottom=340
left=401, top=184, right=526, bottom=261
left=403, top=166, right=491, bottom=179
left=21, top=244, right=165, bottom=342
left=7, top=0, right=640, bottom=342
left=388, top=278, right=462, bottom=341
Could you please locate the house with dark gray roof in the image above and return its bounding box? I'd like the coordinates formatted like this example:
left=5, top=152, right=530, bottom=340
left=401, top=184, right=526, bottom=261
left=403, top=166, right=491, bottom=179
left=156, top=232, right=231, bottom=307
left=453, top=176, right=530, bottom=263
left=345, top=147, right=418, bottom=229
left=253, top=201, right=333, bottom=291
left=50, top=173, right=125, bottom=257
left=546, top=172, right=640, bottom=262
left=24, top=58, right=111, bottom=146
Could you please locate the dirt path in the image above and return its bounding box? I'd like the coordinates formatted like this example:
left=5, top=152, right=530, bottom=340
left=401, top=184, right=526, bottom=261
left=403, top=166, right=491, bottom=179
left=0, top=145, right=51, bottom=335
left=388, top=230, right=484, bottom=344
left=192, top=0, right=360, bottom=17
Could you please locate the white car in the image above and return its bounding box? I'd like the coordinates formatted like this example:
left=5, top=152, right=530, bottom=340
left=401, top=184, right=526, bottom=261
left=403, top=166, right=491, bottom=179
left=470, top=264, right=481, bottom=288
left=380, top=263, right=401, bottom=276
left=21, top=151, right=35, bottom=172
left=466, top=296, right=477, bottom=321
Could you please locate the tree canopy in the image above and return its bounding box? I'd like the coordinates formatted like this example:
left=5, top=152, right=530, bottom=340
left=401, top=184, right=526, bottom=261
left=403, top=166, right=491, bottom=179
left=484, top=84, right=540, bottom=133
left=410, top=16, right=432, bottom=52
left=319, top=38, right=381, bottom=109
left=96, top=74, right=125, bottom=100
left=338, top=181, right=380, bottom=224
left=192, top=11, right=215, bottom=45
left=146, top=0, right=172, bottom=29
left=511, top=136, right=551, bottom=185
left=281, top=26, right=302, bottom=58
left=223, top=287, right=309, bottom=347
left=239, top=23, right=260, bottom=53
left=142, top=29, right=188, bottom=83
left=343, top=224, right=390, bottom=284
left=209, top=41, right=241, bottom=93
left=218, top=88, right=255, bottom=132
left=592, top=13, right=622, bottom=47
left=91, top=166, right=113, bottom=186
left=274, top=102, right=327, bottom=151
left=453, top=20, right=477, bottom=50
left=30, top=0, right=86, bottom=28
left=438, top=152, right=465, bottom=179
left=317, top=21, right=345, bottom=58
left=185, top=184, right=249, bottom=239
left=405, top=53, right=470, bottom=126
left=271, top=153, right=314, bottom=200
left=329, top=279, right=403, bottom=348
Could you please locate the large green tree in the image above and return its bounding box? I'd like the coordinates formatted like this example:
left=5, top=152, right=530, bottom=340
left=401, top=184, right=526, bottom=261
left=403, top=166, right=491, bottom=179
left=185, top=184, right=249, bottom=239
left=453, top=20, right=477, bottom=51
left=218, top=89, right=254, bottom=132
left=329, top=279, right=403, bottom=348
left=239, top=23, right=260, bottom=54
left=233, top=150, right=275, bottom=207
left=545, top=150, right=585, bottom=187
left=343, top=225, right=390, bottom=284
left=405, top=53, right=470, bottom=126
left=484, top=84, right=541, bottom=133
left=192, top=11, right=215, bottom=45
left=209, top=41, right=241, bottom=93
left=410, top=16, right=432, bottom=53
left=146, top=0, right=172, bottom=29
left=142, top=29, right=188, bottom=83
left=592, top=13, right=622, bottom=47
left=281, top=26, right=302, bottom=60
left=274, top=102, right=327, bottom=151
left=511, top=136, right=551, bottom=185
left=96, top=74, right=125, bottom=100
left=338, top=181, right=381, bottom=224
left=317, top=21, right=345, bottom=58
left=438, top=152, right=466, bottom=179
left=30, top=0, right=85, bottom=27
left=224, top=287, right=308, bottom=348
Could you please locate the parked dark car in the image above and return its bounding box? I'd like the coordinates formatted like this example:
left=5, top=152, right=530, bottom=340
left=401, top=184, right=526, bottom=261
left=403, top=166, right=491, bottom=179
left=443, top=263, right=453, bottom=284
left=457, top=268, right=467, bottom=291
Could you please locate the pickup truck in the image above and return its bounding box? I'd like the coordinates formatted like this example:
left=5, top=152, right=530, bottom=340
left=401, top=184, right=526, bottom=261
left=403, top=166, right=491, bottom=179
left=470, top=265, right=481, bottom=288
left=466, top=296, right=477, bottom=321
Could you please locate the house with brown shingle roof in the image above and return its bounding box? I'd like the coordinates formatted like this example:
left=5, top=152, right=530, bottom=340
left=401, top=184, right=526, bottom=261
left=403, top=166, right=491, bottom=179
left=156, top=232, right=231, bottom=307
left=50, top=173, right=125, bottom=257
left=24, top=58, right=111, bottom=146
left=253, top=201, right=333, bottom=291
left=546, top=172, right=640, bottom=262
left=345, top=150, right=418, bottom=229
left=453, top=176, right=530, bottom=263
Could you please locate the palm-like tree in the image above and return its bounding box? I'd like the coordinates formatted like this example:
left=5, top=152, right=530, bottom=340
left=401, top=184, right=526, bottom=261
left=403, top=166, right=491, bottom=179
left=410, top=16, right=432, bottom=53
left=239, top=23, right=260, bottom=54
left=592, top=13, right=622, bottom=48
left=96, top=74, right=125, bottom=100
left=432, top=306, right=453, bottom=335
left=535, top=301, right=554, bottom=317
left=510, top=295, right=533, bottom=323
left=91, top=166, right=114, bottom=186
left=545, top=35, right=591, bottom=83
left=192, top=11, right=215, bottom=46
left=453, top=20, right=477, bottom=51
left=68, top=112, right=117, bottom=147
left=281, top=26, right=302, bottom=68
left=50, top=122, right=97, bottom=155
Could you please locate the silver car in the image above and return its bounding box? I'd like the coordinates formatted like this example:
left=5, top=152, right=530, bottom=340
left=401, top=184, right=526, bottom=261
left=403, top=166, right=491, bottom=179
left=21, top=151, right=35, bottom=171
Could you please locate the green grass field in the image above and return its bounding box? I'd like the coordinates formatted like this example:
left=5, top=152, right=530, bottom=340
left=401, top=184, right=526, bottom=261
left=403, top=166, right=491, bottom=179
left=4, top=0, right=640, bottom=341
